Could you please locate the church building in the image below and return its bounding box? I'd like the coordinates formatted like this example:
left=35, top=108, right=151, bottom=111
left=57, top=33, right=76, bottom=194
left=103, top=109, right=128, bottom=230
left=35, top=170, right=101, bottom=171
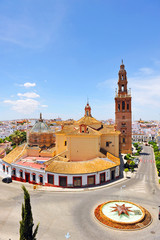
left=1, top=104, right=121, bottom=188
left=1, top=62, right=132, bottom=187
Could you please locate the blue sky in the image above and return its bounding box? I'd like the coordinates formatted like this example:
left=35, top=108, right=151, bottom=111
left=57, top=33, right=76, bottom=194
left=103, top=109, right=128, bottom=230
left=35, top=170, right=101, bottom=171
left=0, top=0, right=160, bottom=121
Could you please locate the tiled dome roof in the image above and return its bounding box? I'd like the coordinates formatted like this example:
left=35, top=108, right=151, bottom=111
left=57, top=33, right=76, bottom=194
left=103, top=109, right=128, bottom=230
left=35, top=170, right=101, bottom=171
left=30, top=121, right=51, bottom=133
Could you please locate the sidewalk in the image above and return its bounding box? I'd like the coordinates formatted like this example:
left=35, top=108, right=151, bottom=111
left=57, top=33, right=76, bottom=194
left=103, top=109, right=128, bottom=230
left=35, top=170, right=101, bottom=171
left=0, top=169, right=129, bottom=193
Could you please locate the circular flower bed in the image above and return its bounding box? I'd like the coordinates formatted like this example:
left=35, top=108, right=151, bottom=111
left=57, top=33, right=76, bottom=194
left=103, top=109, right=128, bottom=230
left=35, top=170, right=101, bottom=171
left=94, top=200, right=152, bottom=230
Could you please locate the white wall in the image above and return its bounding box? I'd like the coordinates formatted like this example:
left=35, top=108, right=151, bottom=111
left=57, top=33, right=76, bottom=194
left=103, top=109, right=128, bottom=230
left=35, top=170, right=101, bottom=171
left=11, top=164, right=45, bottom=184
left=46, top=168, right=113, bottom=187
left=2, top=161, right=119, bottom=187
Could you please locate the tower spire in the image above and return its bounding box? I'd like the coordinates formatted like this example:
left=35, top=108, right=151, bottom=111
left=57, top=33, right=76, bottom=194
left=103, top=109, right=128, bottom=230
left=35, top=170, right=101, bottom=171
left=85, top=102, right=91, bottom=117
left=115, top=62, right=132, bottom=154
left=40, top=113, right=43, bottom=122
left=118, top=61, right=127, bottom=94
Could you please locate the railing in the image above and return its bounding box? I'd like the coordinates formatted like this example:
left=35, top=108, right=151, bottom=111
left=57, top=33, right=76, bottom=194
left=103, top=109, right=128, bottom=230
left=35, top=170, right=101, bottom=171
left=115, top=88, right=131, bottom=97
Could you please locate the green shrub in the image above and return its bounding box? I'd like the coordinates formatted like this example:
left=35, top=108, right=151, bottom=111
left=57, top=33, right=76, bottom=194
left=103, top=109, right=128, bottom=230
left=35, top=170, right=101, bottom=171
left=134, top=152, right=139, bottom=156
left=156, top=161, right=160, bottom=171
left=133, top=143, right=138, bottom=148
left=129, top=161, right=135, bottom=166
left=124, top=153, right=132, bottom=160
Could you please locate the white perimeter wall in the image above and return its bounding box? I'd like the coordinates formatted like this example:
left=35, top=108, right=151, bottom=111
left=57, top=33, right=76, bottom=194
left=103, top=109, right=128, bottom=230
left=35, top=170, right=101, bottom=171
left=1, top=160, right=120, bottom=187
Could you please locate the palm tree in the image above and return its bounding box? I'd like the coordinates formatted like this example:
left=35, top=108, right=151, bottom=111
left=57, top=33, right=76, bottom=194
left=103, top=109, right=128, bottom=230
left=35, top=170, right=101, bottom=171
left=11, top=131, right=24, bottom=146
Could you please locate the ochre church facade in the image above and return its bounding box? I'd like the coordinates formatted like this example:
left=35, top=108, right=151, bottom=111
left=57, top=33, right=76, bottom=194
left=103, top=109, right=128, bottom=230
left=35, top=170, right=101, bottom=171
left=1, top=62, right=132, bottom=188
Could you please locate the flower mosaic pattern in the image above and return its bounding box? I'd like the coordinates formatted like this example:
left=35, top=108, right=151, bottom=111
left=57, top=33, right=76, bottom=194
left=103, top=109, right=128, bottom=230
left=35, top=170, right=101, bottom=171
left=111, top=203, right=133, bottom=216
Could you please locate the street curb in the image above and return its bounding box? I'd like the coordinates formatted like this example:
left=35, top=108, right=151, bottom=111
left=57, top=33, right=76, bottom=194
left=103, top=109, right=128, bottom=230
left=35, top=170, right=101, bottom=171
left=0, top=170, right=129, bottom=193
left=34, top=177, right=129, bottom=193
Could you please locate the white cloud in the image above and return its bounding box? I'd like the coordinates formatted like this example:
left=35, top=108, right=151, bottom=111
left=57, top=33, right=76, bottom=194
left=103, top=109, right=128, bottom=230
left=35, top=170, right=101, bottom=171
left=17, top=92, right=40, bottom=98
left=4, top=99, right=40, bottom=114
left=130, top=75, right=160, bottom=104
left=97, top=65, right=160, bottom=120
left=128, top=74, right=160, bottom=120
left=139, top=67, right=153, bottom=75
left=41, top=105, right=48, bottom=108
left=23, top=82, right=36, bottom=88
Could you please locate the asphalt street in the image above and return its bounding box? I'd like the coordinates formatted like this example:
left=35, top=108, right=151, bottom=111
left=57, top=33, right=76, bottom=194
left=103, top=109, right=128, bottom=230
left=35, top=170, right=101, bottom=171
left=0, top=145, right=160, bottom=240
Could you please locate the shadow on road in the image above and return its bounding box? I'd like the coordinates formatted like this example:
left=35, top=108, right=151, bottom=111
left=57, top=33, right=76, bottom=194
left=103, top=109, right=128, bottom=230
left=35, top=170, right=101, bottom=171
left=140, top=153, right=149, bottom=156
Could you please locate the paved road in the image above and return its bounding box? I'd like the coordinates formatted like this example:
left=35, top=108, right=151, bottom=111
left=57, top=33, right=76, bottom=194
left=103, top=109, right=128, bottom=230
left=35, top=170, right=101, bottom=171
left=0, top=145, right=160, bottom=240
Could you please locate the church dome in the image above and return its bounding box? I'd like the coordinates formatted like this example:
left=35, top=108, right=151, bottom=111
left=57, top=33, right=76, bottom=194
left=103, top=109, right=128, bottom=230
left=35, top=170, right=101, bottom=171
left=30, top=121, right=51, bottom=133
left=28, top=113, right=54, bottom=148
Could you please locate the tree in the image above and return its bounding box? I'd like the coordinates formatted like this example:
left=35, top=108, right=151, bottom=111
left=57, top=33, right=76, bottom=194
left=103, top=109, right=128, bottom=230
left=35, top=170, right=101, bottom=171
left=4, top=136, right=11, bottom=142
left=156, top=161, right=160, bottom=171
left=21, top=131, right=27, bottom=143
left=5, top=147, right=12, bottom=154
left=124, top=168, right=129, bottom=177
left=124, top=154, right=131, bottom=160
left=20, top=186, right=39, bottom=240
left=129, top=161, right=135, bottom=171
left=133, top=143, right=138, bottom=149
left=11, top=130, right=26, bottom=146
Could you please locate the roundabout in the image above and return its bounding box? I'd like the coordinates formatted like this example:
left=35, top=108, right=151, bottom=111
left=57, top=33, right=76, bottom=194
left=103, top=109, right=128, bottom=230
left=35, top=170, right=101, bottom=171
left=94, top=200, right=152, bottom=230
left=0, top=145, right=159, bottom=240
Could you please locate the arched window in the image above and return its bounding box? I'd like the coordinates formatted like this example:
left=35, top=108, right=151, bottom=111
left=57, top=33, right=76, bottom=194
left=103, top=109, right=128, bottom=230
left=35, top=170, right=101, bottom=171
left=122, top=122, right=126, bottom=127
left=19, top=170, right=23, bottom=178
left=122, top=101, right=125, bottom=111
left=3, top=164, right=5, bottom=172
left=32, top=173, right=36, bottom=182
left=39, top=175, right=43, bottom=184
left=12, top=168, right=16, bottom=176
left=121, top=85, right=124, bottom=92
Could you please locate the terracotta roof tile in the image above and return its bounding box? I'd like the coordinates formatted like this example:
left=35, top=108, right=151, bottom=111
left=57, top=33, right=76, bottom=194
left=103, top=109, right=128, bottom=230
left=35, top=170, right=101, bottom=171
left=3, top=144, right=27, bottom=164
left=45, top=157, right=119, bottom=174
left=76, top=116, right=102, bottom=125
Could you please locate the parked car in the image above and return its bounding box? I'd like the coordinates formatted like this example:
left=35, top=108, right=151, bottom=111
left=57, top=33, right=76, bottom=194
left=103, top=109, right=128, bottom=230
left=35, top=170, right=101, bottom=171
left=2, top=177, right=12, bottom=184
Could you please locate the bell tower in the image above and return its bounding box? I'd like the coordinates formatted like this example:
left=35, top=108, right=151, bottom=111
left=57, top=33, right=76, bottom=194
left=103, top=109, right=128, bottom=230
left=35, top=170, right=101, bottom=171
left=115, top=61, right=132, bottom=153
left=85, top=101, right=92, bottom=117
